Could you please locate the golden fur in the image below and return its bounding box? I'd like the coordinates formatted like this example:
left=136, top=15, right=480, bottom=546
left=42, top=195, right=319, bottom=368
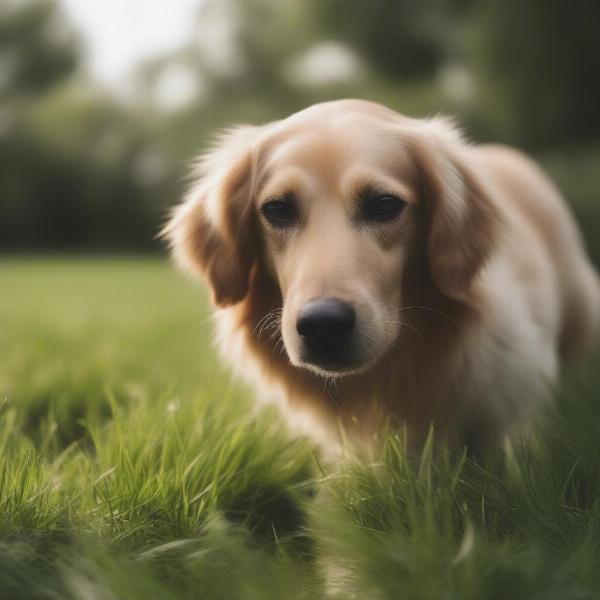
left=164, top=99, right=600, bottom=451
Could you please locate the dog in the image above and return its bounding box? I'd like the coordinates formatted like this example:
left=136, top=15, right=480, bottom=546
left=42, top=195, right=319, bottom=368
left=164, top=99, right=600, bottom=451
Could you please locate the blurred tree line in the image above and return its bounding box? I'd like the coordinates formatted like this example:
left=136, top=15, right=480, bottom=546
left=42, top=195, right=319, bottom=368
left=0, top=0, right=176, bottom=250
left=1, top=0, right=599, bottom=257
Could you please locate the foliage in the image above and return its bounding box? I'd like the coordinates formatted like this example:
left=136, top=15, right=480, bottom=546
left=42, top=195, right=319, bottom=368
left=0, top=0, right=78, bottom=99
left=475, top=0, right=600, bottom=147
left=1, top=0, right=599, bottom=251
left=311, top=0, right=451, bottom=79
left=0, top=91, right=178, bottom=250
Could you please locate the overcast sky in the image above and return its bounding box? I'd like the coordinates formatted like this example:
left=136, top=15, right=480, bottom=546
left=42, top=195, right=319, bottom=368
left=58, top=0, right=202, bottom=86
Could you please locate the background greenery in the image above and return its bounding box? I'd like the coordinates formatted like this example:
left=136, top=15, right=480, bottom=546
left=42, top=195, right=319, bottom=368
left=1, top=0, right=599, bottom=259
left=2, top=0, right=600, bottom=597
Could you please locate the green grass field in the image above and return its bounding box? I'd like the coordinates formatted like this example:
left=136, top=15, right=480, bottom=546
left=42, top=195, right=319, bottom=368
left=2, top=257, right=600, bottom=599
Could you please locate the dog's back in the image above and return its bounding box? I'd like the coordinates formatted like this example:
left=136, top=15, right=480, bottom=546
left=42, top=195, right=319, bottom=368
left=469, top=144, right=600, bottom=361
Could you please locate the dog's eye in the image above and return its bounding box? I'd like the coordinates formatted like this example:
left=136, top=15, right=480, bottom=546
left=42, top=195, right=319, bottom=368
left=261, top=197, right=299, bottom=228
left=361, top=194, right=406, bottom=223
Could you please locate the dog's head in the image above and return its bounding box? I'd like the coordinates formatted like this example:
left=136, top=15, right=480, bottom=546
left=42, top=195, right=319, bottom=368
left=164, top=100, right=499, bottom=377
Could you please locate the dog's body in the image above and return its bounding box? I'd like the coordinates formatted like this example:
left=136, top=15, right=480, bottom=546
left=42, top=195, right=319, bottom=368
left=166, top=100, right=600, bottom=450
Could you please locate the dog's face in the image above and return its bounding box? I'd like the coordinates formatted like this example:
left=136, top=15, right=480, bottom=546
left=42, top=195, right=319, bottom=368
left=165, top=100, right=498, bottom=377
left=256, top=112, right=418, bottom=375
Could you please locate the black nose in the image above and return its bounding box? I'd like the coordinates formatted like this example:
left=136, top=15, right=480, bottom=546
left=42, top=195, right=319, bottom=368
left=296, top=298, right=356, bottom=348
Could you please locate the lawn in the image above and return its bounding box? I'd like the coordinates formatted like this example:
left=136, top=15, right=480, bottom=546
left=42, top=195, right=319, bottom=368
left=1, top=257, right=600, bottom=599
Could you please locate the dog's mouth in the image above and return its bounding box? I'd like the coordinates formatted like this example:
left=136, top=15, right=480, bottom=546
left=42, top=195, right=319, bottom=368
left=298, top=343, right=366, bottom=376
left=291, top=328, right=381, bottom=377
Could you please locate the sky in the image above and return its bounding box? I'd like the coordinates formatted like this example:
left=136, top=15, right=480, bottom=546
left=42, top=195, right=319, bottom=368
left=58, top=0, right=201, bottom=87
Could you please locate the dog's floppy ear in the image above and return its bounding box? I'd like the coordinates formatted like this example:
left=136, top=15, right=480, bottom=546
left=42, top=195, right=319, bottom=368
left=409, top=119, right=501, bottom=302
left=162, top=126, right=262, bottom=307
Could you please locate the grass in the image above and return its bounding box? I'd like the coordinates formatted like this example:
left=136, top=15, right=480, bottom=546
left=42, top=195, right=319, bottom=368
left=1, top=257, right=600, bottom=599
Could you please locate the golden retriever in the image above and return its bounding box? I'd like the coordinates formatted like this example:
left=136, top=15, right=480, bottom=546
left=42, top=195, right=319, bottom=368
left=164, top=99, right=600, bottom=451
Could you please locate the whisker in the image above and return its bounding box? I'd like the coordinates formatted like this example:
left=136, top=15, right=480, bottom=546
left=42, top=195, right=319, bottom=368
left=269, top=330, right=286, bottom=357
left=389, top=305, right=461, bottom=330
left=400, top=322, right=427, bottom=347
left=254, top=308, right=283, bottom=341
left=322, top=375, right=341, bottom=405
left=384, top=320, right=427, bottom=347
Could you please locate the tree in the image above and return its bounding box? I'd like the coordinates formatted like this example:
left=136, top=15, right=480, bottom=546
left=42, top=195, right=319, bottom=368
left=0, top=0, right=79, bottom=99
left=311, top=0, right=451, bottom=80
left=479, top=0, right=600, bottom=147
